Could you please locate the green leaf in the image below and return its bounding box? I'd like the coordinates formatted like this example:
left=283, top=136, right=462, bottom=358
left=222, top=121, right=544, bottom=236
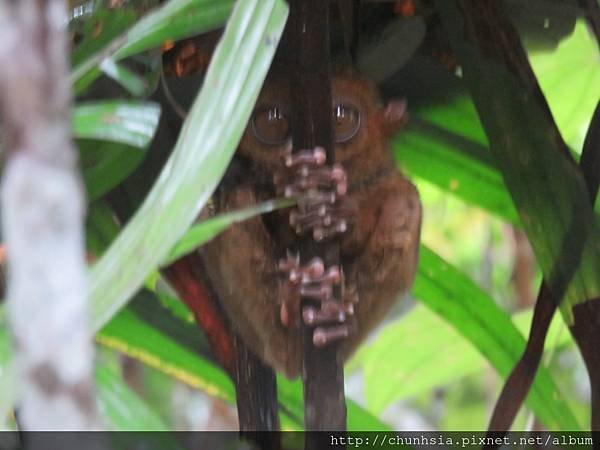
left=99, top=294, right=307, bottom=429
left=393, top=105, right=521, bottom=225
left=71, top=0, right=234, bottom=91
left=99, top=59, right=150, bottom=96
left=435, top=1, right=600, bottom=319
left=352, top=303, right=572, bottom=415
left=394, top=22, right=599, bottom=225
left=97, top=293, right=389, bottom=431
left=87, top=200, right=123, bottom=256
left=89, top=0, right=289, bottom=332
left=347, top=399, right=392, bottom=432
left=74, top=101, right=161, bottom=147
left=98, top=306, right=234, bottom=404
left=164, top=198, right=295, bottom=265
left=96, top=363, right=172, bottom=431
left=70, top=6, right=139, bottom=67
left=113, top=0, right=234, bottom=60
left=411, top=245, right=580, bottom=430
left=529, top=21, right=600, bottom=153
left=80, top=141, right=147, bottom=202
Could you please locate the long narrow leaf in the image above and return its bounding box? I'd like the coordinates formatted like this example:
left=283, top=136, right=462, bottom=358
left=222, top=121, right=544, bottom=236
left=394, top=110, right=520, bottom=225
left=97, top=299, right=390, bottom=431
left=89, top=0, right=289, bottom=332
left=529, top=21, right=600, bottom=153
left=97, top=308, right=234, bottom=403
left=96, top=364, right=172, bottom=431
left=164, top=198, right=294, bottom=265
left=395, top=23, right=599, bottom=226
left=99, top=60, right=150, bottom=96
left=352, top=303, right=572, bottom=415
left=435, top=1, right=600, bottom=319
left=74, top=101, right=160, bottom=147
left=413, top=245, right=580, bottom=430
left=80, top=142, right=147, bottom=202
left=70, top=6, right=138, bottom=67
left=113, top=0, right=234, bottom=61
left=71, top=0, right=234, bottom=91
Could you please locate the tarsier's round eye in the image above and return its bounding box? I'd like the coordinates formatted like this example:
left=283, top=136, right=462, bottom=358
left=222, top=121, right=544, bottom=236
left=251, top=105, right=290, bottom=145
left=332, top=103, right=361, bottom=143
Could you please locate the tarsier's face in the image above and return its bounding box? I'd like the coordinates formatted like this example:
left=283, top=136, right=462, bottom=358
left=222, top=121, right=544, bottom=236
left=238, top=73, right=385, bottom=176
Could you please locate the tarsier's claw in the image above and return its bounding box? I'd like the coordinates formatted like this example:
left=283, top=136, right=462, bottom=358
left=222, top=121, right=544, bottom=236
left=284, top=146, right=326, bottom=167
left=275, top=146, right=354, bottom=241
left=278, top=252, right=357, bottom=345
left=291, top=197, right=356, bottom=241
left=303, top=301, right=346, bottom=325
left=313, top=325, right=350, bottom=347
left=276, top=146, right=358, bottom=344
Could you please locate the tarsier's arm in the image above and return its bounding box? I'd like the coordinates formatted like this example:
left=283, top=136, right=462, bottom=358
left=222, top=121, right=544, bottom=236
left=340, top=178, right=421, bottom=359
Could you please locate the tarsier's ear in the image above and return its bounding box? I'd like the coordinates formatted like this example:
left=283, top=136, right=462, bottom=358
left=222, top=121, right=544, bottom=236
left=377, top=98, right=408, bottom=137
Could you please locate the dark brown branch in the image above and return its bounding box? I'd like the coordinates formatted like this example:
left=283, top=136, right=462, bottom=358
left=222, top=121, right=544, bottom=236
left=234, top=335, right=280, bottom=446
left=570, top=101, right=600, bottom=432
left=486, top=283, right=557, bottom=432
left=488, top=103, right=600, bottom=436
left=286, top=0, right=347, bottom=434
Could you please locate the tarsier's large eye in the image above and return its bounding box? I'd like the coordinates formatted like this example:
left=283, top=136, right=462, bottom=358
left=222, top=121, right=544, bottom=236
left=251, top=105, right=290, bottom=145
left=251, top=102, right=361, bottom=145
left=333, top=103, right=361, bottom=143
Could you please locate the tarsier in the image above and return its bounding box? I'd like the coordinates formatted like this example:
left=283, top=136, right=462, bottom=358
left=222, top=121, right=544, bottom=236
left=199, top=69, right=421, bottom=378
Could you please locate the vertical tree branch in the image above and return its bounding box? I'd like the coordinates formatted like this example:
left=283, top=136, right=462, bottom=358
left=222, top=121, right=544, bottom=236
left=287, top=0, right=347, bottom=434
left=234, top=335, right=280, bottom=446
left=0, top=0, right=101, bottom=429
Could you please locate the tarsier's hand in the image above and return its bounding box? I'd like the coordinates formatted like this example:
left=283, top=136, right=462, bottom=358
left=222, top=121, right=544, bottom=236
left=278, top=252, right=358, bottom=346
left=274, top=145, right=359, bottom=346
left=274, top=146, right=357, bottom=241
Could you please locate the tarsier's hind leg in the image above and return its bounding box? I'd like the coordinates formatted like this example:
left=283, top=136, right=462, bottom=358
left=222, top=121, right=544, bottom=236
left=341, top=177, right=422, bottom=359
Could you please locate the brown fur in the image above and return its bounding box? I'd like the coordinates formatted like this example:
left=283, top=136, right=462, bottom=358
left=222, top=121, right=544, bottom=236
left=200, top=73, right=421, bottom=378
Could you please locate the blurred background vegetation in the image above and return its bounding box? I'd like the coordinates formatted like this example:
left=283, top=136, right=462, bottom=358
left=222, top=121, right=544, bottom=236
left=0, top=0, right=599, bottom=432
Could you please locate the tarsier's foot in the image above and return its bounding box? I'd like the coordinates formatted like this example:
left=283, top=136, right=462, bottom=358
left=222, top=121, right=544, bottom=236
left=278, top=252, right=358, bottom=346
left=274, top=146, right=357, bottom=241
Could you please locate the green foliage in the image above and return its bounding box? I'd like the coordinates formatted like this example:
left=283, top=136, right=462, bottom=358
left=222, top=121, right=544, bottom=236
left=71, top=0, right=234, bottom=92
left=96, top=363, right=172, bottom=431
left=350, top=304, right=572, bottom=415
left=398, top=247, right=578, bottom=429
left=530, top=22, right=600, bottom=153
left=74, top=101, right=160, bottom=147
left=88, top=0, right=289, bottom=332
left=435, top=2, right=600, bottom=320
left=393, top=99, right=521, bottom=225
left=98, top=302, right=235, bottom=405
